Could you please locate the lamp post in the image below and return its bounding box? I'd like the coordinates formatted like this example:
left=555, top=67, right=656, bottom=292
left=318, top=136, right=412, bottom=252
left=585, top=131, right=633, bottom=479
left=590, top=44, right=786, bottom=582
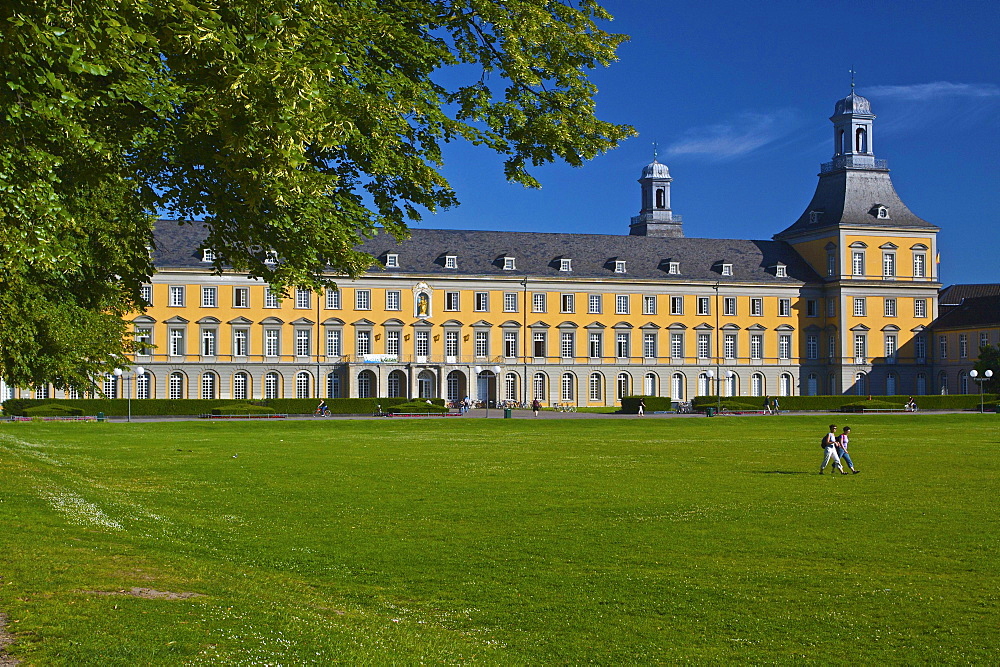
left=705, top=369, right=734, bottom=411
left=969, top=369, right=994, bottom=413
left=113, top=366, right=144, bottom=422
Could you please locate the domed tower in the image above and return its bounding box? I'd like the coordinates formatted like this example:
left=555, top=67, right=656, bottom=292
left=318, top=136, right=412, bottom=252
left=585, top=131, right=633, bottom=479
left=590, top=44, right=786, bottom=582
left=831, top=91, right=876, bottom=168
left=630, top=159, right=684, bottom=237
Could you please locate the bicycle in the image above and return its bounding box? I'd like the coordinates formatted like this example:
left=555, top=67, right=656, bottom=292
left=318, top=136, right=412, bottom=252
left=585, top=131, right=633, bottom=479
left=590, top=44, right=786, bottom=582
left=676, top=401, right=693, bottom=414
left=554, top=403, right=577, bottom=412
left=314, top=406, right=331, bottom=417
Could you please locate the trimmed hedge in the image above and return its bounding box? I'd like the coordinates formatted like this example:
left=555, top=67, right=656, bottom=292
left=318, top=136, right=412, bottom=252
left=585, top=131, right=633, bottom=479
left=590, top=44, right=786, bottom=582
left=1, top=396, right=438, bottom=417
left=620, top=396, right=672, bottom=414
left=24, top=404, right=85, bottom=417
left=692, top=394, right=998, bottom=412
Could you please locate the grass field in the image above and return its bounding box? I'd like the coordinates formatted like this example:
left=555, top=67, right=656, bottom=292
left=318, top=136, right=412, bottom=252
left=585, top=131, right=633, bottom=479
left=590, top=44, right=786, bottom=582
left=1, top=415, right=998, bottom=664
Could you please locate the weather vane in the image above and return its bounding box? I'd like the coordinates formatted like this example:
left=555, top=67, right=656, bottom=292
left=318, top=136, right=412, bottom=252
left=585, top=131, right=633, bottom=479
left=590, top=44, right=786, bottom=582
left=652, top=141, right=658, bottom=160
left=849, top=66, right=856, bottom=91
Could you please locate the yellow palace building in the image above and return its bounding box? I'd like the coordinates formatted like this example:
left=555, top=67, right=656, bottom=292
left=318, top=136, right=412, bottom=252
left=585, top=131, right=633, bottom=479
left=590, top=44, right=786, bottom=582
left=2, top=91, right=952, bottom=405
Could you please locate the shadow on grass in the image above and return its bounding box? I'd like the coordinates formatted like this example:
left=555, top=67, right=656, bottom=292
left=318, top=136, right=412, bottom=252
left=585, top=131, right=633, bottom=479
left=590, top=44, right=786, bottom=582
left=753, top=470, right=812, bottom=475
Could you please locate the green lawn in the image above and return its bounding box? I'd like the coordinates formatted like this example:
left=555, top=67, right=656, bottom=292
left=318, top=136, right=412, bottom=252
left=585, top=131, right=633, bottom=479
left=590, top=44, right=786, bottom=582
left=1, top=415, right=998, bottom=664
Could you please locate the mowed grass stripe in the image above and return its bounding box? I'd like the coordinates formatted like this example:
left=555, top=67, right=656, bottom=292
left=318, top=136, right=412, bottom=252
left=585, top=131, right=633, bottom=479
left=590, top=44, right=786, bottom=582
left=0, top=415, right=998, bottom=664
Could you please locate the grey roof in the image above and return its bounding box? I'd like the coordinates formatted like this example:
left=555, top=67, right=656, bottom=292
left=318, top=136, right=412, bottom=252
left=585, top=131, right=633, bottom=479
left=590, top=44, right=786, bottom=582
left=152, top=220, right=821, bottom=284
left=939, top=283, right=1000, bottom=306
left=775, top=168, right=938, bottom=239
left=931, top=294, right=1000, bottom=330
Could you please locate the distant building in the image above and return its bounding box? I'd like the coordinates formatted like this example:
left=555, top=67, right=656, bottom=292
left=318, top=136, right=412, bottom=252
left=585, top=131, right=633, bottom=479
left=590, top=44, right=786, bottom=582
left=928, top=284, right=1000, bottom=395
left=9, top=91, right=995, bottom=404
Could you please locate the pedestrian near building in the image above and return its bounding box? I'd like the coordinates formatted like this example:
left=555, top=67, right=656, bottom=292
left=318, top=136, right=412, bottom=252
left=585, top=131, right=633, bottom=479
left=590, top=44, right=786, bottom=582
left=762, top=397, right=771, bottom=415
left=820, top=423, right=846, bottom=474
left=638, top=398, right=645, bottom=416
left=836, top=426, right=860, bottom=474
left=531, top=398, right=541, bottom=417
left=771, top=397, right=780, bottom=415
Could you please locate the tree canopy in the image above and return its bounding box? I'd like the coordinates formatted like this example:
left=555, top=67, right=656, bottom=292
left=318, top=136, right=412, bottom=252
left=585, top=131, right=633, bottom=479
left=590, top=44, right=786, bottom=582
left=0, top=0, right=633, bottom=389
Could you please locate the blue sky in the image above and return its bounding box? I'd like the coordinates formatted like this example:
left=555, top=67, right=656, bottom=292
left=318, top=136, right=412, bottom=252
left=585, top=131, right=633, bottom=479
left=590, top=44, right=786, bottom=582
left=424, top=0, right=999, bottom=286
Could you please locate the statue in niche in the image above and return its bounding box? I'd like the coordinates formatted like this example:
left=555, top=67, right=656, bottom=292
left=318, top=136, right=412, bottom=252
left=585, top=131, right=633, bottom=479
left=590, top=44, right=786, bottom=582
left=416, top=292, right=429, bottom=317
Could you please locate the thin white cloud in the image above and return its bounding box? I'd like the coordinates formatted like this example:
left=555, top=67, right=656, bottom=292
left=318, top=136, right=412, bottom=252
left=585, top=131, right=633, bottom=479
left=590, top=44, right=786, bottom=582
left=865, top=82, right=1000, bottom=100
left=666, top=110, right=797, bottom=159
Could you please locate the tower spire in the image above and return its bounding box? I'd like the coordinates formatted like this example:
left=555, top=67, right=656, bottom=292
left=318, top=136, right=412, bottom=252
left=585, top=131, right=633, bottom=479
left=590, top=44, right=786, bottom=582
left=849, top=66, right=856, bottom=91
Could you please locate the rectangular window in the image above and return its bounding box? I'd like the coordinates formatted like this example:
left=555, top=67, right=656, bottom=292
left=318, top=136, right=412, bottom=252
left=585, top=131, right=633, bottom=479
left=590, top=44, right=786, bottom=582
left=445, top=291, right=460, bottom=311
left=806, top=299, right=818, bottom=317
left=854, top=334, right=867, bottom=363
left=385, top=330, right=400, bottom=356
left=959, top=333, right=968, bottom=358
left=981, top=331, right=990, bottom=350
left=852, top=251, right=865, bottom=276
left=614, top=260, right=626, bottom=274
left=669, top=296, right=683, bottom=315
left=778, top=298, right=791, bottom=317
left=474, top=292, right=489, bottom=312
left=670, top=333, right=683, bottom=359
left=561, top=293, right=575, bottom=313
left=201, top=329, right=216, bottom=356
left=829, top=335, right=837, bottom=360
left=445, top=256, right=457, bottom=269
left=827, top=252, right=837, bottom=277
left=644, top=332, right=658, bottom=359
left=668, top=262, right=680, bottom=274
left=416, top=330, right=430, bottom=357
left=643, top=295, right=657, bottom=315
left=884, top=298, right=896, bottom=317
left=913, top=253, right=926, bottom=278
left=915, top=335, right=926, bottom=361
left=445, top=330, right=459, bottom=357
left=326, top=288, right=341, bottom=310
left=721, top=264, right=733, bottom=276
left=589, top=332, right=602, bottom=359
left=560, top=332, right=574, bottom=359
left=140, top=284, right=153, bottom=306
left=386, top=290, right=401, bottom=311
left=883, top=253, right=896, bottom=277
left=136, top=327, right=153, bottom=356
left=779, top=334, right=791, bottom=360
left=807, top=334, right=818, bottom=360
left=697, top=333, right=710, bottom=359
left=559, top=258, right=572, bottom=272
left=750, top=334, right=763, bottom=360
left=295, top=329, right=311, bottom=357
left=938, top=335, right=947, bottom=359
left=750, top=298, right=763, bottom=317
left=503, top=257, right=516, bottom=270
left=504, top=331, right=518, bottom=358
left=533, top=331, right=546, bottom=358
left=914, top=299, right=927, bottom=318
left=265, top=329, right=280, bottom=357
left=885, top=334, right=897, bottom=362
left=697, top=297, right=710, bottom=316
left=616, top=332, right=630, bottom=358
left=233, top=329, right=248, bottom=357
left=532, top=293, right=547, bottom=313
left=827, top=297, right=837, bottom=317
left=295, top=288, right=311, bottom=309
left=169, top=285, right=185, bottom=307
left=233, top=287, right=249, bottom=308
left=326, top=329, right=342, bottom=357
left=474, top=331, right=488, bottom=358
left=169, top=328, right=185, bottom=356
left=355, top=289, right=371, bottom=310
left=265, top=288, right=280, bottom=309
left=385, top=253, right=398, bottom=268
left=616, top=295, right=630, bottom=315
left=588, top=294, right=602, bottom=314
left=724, top=333, right=736, bottom=360
left=853, top=297, right=867, bottom=317
left=723, top=297, right=736, bottom=317
left=356, top=330, right=371, bottom=356
left=503, top=292, right=518, bottom=313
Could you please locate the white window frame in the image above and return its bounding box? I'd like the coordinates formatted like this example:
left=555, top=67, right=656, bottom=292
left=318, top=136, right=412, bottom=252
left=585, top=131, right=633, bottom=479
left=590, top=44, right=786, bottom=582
left=852, top=251, right=865, bottom=276
left=750, top=334, right=763, bottom=360
left=559, top=258, right=572, bottom=272
left=779, top=334, right=791, bottom=360
left=697, top=297, right=710, bottom=316
left=724, top=333, right=736, bottom=360
left=264, top=329, right=280, bottom=357
left=884, top=297, right=896, bottom=317
left=503, top=292, right=518, bottom=313
left=326, top=329, right=342, bottom=357
left=445, top=255, right=457, bottom=269
left=589, top=332, right=602, bottom=359
left=140, top=284, right=153, bottom=306
left=644, top=332, right=658, bottom=359
left=669, top=296, right=683, bottom=316
left=588, top=294, right=602, bottom=314
left=532, top=293, right=547, bottom=313
left=355, top=289, right=371, bottom=311
left=778, top=298, right=791, bottom=317
left=474, top=330, right=488, bottom=358
left=233, top=329, right=249, bottom=357
left=615, top=294, right=630, bottom=315
left=503, top=256, right=516, bottom=271
left=561, top=293, right=575, bottom=313
left=295, top=329, right=311, bottom=357
left=445, top=291, right=460, bottom=311
left=474, top=292, right=489, bottom=312
left=668, top=262, right=680, bottom=275
left=326, top=288, right=341, bottom=310
left=560, top=332, right=574, bottom=359
left=615, top=332, right=630, bottom=359
left=385, top=290, right=401, bottom=311
left=913, top=253, right=926, bottom=278
left=914, top=299, right=927, bottom=318
left=201, top=328, right=216, bottom=356
left=750, top=298, right=763, bottom=317
left=723, top=297, right=736, bottom=317
left=233, top=286, right=249, bottom=308
left=853, top=297, right=867, bottom=317
left=643, top=295, right=656, bottom=315
left=614, top=260, right=626, bottom=274
left=169, top=285, right=185, bottom=307
left=697, top=333, right=710, bottom=359
left=356, top=330, right=371, bottom=356
left=385, top=253, right=399, bottom=268
left=265, top=288, right=280, bottom=309
left=883, top=252, right=896, bottom=278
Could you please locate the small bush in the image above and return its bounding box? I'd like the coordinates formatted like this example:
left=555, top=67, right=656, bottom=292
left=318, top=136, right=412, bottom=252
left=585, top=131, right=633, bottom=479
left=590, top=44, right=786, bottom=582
left=210, top=404, right=276, bottom=416
left=620, top=396, right=672, bottom=414
left=840, top=399, right=902, bottom=412
left=385, top=401, right=451, bottom=414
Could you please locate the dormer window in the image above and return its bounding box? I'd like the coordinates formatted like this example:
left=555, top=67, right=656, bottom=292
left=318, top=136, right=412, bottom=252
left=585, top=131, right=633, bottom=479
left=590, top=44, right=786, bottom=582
left=721, top=263, right=733, bottom=276
left=559, top=258, right=572, bottom=272
left=445, top=255, right=457, bottom=269
left=503, top=256, right=516, bottom=270
left=264, top=250, right=278, bottom=265
left=202, top=249, right=216, bottom=262
left=808, top=210, right=823, bottom=225
left=775, top=264, right=787, bottom=278
left=872, top=204, right=890, bottom=219
left=614, top=260, right=626, bottom=274
left=668, top=262, right=680, bottom=275
left=385, top=253, right=399, bottom=268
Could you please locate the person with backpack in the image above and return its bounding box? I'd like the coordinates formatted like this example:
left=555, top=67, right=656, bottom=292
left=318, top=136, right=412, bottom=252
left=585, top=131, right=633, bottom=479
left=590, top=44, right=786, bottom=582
left=820, top=423, right=846, bottom=474
left=762, top=396, right=771, bottom=415
left=836, top=426, right=860, bottom=474
left=531, top=398, right=542, bottom=417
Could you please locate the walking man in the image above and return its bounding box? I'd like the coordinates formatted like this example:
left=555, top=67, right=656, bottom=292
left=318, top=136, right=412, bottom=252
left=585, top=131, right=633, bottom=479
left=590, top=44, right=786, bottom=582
left=638, top=398, right=645, bottom=416
left=836, top=426, right=860, bottom=474
left=762, top=396, right=771, bottom=415
left=820, top=423, right=846, bottom=474
left=531, top=398, right=541, bottom=417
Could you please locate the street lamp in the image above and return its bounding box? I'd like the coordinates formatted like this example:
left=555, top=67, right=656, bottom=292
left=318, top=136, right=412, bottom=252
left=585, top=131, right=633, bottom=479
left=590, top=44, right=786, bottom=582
left=113, top=366, right=144, bottom=423
left=704, top=369, right=735, bottom=411
left=969, top=369, right=994, bottom=413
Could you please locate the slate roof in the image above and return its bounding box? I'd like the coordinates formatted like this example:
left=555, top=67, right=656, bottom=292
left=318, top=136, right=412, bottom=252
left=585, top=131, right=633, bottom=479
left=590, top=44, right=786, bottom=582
left=938, top=283, right=1000, bottom=306
left=152, top=220, right=822, bottom=285
left=931, top=294, right=1000, bottom=330
left=775, top=168, right=937, bottom=239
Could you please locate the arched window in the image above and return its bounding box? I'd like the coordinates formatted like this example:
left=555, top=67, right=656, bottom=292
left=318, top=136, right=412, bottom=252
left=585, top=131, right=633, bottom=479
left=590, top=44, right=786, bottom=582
left=617, top=372, right=631, bottom=400
left=938, top=371, right=948, bottom=395
left=418, top=370, right=436, bottom=399
left=327, top=372, right=341, bottom=399
left=357, top=370, right=374, bottom=398
left=828, top=373, right=838, bottom=396
left=725, top=372, right=739, bottom=397
left=806, top=373, right=818, bottom=396
left=589, top=373, right=603, bottom=402
left=671, top=373, right=685, bottom=401
left=698, top=372, right=711, bottom=396
left=169, top=372, right=185, bottom=399
left=643, top=372, right=657, bottom=396
left=780, top=373, right=793, bottom=397
left=387, top=370, right=406, bottom=398
left=959, top=370, right=969, bottom=395
left=533, top=372, right=547, bottom=402
left=233, top=372, right=249, bottom=400
left=838, top=129, right=846, bottom=154
left=855, top=372, right=867, bottom=396
left=655, top=188, right=665, bottom=208
left=136, top=371, right=151, bottom=399
left=447, top=370, right=464, bottom=403
left=751, top=373, right=764, bottom=397
left=561, top=373, right=575, bottom=402
left=201, top=372, right=217, bottom=400
left=504, top=372, right=518, bottom=401
left=855, top=127, right=867, bottom=153
left=295, top=371, right=312, bottom=399
left=265, top=372, right=281, bottom=399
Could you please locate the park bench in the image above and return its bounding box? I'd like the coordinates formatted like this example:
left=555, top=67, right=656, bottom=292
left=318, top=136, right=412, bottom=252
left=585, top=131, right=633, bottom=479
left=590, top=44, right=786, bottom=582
left=386, top=412, right=463, bottom=418
left=200, top=413, right=288, bottom=419
left=7, top=415, right=97, bottom=422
